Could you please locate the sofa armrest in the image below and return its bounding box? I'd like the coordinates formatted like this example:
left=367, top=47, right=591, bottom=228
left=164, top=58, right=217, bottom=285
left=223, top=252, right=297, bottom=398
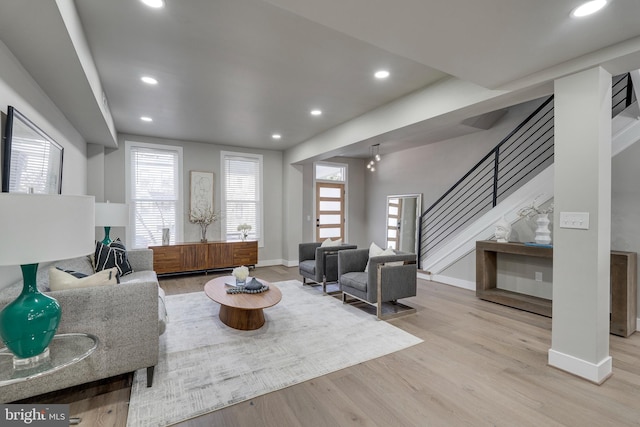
left=316, top=244, right=357, bottom=258
left=127, top=248, right=153, bottom=272
left=367, top=253, right=416, bottom=297
left=299, top=242, right=321, bottom=263
left=318, top=245, right=358, bottom=281
left=373, top=262, right=418, bottom=302
left=0, top=280, right=159, bottom=402
left=53, top=281, right=158, bottom=351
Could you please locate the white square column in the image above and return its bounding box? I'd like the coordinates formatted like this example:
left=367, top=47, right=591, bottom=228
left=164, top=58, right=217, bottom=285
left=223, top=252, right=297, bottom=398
left=549, top=67, right=612, bottom=383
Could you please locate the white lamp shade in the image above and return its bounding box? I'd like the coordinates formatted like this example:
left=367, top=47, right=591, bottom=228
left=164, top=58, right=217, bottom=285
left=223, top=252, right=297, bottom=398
left=95, top=202, right=130, bottom=227
left=0, top=194, right=95, bottom=266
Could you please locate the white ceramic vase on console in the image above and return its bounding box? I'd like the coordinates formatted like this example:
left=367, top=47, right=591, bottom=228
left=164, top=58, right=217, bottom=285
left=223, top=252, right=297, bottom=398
left=534, top=213, right=552, bottom=245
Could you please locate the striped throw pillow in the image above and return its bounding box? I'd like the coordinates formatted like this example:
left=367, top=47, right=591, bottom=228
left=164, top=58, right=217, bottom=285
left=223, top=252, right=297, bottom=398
left=94, top=238, right=133, bottom=277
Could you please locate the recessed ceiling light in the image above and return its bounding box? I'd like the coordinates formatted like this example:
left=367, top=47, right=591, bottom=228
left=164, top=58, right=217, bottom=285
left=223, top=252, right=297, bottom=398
left=571, top=0, right=607, bottom=17
left=140, top=0, right=165, bottom=8
left=141, top=76, right=158, bottom=85
left=374, top=70, right=390, bottom=79
left=272, top=134, right=282, bottom=140
left=310, top=109, right=322, bottom=116
left=140, top=116, right=153, bottom=122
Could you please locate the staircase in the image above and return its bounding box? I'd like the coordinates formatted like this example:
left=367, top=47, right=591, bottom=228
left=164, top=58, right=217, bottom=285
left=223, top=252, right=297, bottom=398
left=418, top=73, right=640, bottom=286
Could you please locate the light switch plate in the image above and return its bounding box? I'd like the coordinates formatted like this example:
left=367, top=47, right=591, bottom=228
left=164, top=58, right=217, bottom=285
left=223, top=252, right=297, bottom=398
left=559, top=212, right=589, bottom=230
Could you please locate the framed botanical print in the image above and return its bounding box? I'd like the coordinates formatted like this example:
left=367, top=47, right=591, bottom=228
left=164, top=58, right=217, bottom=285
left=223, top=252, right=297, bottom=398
left=189, top=171, right=214, bottom=220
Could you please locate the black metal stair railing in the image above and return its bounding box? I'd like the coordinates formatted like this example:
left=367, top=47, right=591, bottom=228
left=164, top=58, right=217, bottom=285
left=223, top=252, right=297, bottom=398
left=418, top=73, right=634, bottom=263
left=613, top=73, right=636, bottom=117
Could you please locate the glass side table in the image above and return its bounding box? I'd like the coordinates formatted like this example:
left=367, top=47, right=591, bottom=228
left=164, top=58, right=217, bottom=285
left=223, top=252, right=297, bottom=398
left=0, top=333, right=98, bottom=386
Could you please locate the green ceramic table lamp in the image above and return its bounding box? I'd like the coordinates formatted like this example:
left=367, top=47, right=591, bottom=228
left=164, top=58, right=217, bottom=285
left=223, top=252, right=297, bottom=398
left=95, top=201, right=129, bottom=245
left=0, top=194, right=94, bottom=369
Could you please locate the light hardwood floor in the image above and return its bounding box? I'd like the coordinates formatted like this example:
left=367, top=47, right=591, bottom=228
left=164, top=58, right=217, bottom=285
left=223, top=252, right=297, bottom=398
left=18, top=266, right=640, bottom=426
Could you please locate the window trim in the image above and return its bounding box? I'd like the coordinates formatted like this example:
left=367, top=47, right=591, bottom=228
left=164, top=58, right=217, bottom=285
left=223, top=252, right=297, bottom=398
left=314, top=161, right=347, bottom=183
left=125, top=140, right=184, bottom=248
left=220, top=151, right=264, bottom=247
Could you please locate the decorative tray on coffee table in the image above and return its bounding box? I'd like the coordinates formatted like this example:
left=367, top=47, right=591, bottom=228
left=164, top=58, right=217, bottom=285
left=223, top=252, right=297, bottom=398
left=225, top=277, right=269, bottom=294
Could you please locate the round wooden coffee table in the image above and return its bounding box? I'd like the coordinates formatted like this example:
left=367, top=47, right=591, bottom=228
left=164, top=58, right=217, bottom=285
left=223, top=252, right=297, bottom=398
left=204, top=276, right=282, bottom=330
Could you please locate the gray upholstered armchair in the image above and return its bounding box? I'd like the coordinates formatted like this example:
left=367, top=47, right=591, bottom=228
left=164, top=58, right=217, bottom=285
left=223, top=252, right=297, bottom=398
left=338, top=248, right=417, bottom=319
left=298, top=242, right=357, bottom=293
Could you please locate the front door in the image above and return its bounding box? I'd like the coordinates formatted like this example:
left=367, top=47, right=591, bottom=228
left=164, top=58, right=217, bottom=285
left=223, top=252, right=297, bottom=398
left=316, top=182, right=345, bottom=242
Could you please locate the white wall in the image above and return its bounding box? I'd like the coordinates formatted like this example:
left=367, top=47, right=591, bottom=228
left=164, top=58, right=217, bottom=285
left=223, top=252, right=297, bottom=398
left=612, top=136, right=640, bottom=316
left=301, top=163, right=314, bottom=243
left=103, top=134, right=284, bottom=264
left=282, top=162, right=303, bottom=264
left=0, top=40, right=89, bottom=289
left=365, top=98, right=547, bottom=249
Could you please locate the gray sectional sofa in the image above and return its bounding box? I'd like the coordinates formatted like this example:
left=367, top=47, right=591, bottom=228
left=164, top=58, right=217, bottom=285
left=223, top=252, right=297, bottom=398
left=0, top=248, right=166, bottom=403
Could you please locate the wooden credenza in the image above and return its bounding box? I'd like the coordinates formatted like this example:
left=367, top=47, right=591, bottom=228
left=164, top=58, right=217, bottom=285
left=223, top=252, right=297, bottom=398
left=149, top=240, right=258, bottom=275
left=476, top=240, right=637, bottom=337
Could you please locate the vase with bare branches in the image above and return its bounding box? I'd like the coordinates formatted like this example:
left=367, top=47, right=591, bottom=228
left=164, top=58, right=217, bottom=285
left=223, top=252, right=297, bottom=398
left=189, top=207, right=220, bottom=243
left=517, top=195, right=554, bottom=245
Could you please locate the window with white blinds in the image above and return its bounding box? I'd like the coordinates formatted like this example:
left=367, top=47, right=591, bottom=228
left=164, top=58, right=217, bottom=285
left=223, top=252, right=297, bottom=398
left=221, top=152, right=263, bottom=244
left=126, top=142, right=183, bottom=248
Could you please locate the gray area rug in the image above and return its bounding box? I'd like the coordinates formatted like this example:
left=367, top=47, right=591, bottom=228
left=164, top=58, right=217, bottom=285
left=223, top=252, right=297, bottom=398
left=126, top=280, right=422, bottom=427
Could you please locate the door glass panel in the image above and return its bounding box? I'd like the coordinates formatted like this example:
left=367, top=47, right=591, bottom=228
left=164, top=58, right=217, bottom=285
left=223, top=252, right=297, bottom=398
left=388, top=229, right=397, bottom=238
left=319, top=201, right=341, bottom=211
left=319, top=228, right=341, bottom=238
left=320, top=214, right=341, bottom=224
left=319, top=187, right=341, bottom=198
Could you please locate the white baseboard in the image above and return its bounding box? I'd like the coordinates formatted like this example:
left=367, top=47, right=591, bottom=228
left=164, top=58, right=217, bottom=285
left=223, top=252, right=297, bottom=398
left=548, top=349, right=612, bottom=384
left=256, top=259, right=281, bottom=267
left=419, top=273, right=476, bottom=291
left=256, top=259, right=298, bottom=268
left=417, top=271, right=430, bottom=281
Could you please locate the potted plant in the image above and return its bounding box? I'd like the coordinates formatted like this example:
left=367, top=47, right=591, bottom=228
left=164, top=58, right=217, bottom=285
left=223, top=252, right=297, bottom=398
left=237, top=223, right=252, bottom=241
left=189, top=207, right=220, bottom=243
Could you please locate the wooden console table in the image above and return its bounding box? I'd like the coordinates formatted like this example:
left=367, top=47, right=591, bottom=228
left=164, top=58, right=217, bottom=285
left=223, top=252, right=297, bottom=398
left=149, top=240, right=258, bottom=275
left=476, top=240, right=637, bottom=337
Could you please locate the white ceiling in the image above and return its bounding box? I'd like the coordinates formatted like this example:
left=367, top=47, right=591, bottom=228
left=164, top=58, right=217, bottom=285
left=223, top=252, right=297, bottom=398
left=2, top=0, right=640, bottom=157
